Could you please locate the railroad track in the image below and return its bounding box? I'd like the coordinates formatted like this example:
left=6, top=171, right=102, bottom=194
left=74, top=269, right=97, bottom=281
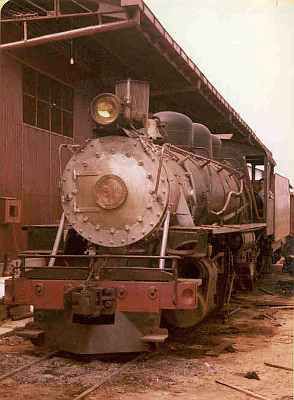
left=0, top=343, right=152, bottom=400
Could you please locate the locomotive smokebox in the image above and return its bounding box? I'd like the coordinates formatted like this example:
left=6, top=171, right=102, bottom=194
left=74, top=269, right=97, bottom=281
left=153, top=111, right=193, bottom=147
left=61, top=136, right=169, bottom=248
left=115, top=79, right=150, bottom=124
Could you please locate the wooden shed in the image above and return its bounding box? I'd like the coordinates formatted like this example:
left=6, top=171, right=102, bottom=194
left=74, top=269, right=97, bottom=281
left=0, top=0, right=274, bottom=258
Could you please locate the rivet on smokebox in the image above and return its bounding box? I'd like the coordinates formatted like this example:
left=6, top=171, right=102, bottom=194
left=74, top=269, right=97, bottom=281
left=95, top=153, right=100, bottom=158
left=137, top=217, right=143, bottom=223
left=83, top=217, right=89, bottom=223
left=82, top=161, right=88, bottom=167
left=125, top=225, right=130, bottom=232
left=138, top=160, right=144, bottom=166
left=95, top=225, right=101, bottom=231
left=110, top=228, right=116, bottom=235
left=72, top=189, right=78, bottom=194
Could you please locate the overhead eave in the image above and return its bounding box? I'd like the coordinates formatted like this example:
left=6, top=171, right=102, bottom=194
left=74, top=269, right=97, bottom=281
left=0, top=0, right=274, bottom=164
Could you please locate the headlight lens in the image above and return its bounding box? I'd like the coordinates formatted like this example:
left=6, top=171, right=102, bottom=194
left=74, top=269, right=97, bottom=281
left=90, top=94, right=121, bottom=125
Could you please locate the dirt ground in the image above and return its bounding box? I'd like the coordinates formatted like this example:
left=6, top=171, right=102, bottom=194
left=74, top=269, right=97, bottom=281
left=0, top=270, right=293, bottom=400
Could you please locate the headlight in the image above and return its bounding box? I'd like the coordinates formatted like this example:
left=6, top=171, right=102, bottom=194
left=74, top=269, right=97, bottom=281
left=90, top=93, right=121, bottom=125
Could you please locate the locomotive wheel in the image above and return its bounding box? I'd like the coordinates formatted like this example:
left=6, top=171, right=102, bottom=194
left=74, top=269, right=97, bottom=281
left=163, top=292, right=207, bottom=328
left=163, top=257, right=218, bottom=328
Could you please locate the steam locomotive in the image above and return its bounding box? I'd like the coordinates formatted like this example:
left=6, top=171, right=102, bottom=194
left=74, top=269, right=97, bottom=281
left=5, top=80, right=291, bottom=354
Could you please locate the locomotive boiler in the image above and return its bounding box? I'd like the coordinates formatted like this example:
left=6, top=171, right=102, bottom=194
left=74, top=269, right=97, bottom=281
left=5, top=80, right=265, bottom=354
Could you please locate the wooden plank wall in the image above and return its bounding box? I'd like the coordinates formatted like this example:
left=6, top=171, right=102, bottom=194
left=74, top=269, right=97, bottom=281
left=0, top=54, right=93, bottom=256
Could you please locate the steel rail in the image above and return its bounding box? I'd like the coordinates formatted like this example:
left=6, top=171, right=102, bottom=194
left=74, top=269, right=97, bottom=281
left=73, top=353, right=147, bottom=400
left=0, top=352, right=58, bottom=383
left=0, top=20, right=137, bottom=50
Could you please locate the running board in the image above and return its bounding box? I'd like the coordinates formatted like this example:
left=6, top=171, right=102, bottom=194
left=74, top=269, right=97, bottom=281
left=15, top=329, right=44, bottom=340
left=141, top=332, right=168, bottom=343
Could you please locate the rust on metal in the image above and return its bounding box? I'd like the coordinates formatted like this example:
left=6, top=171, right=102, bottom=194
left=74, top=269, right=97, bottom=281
left=5, top=278, right=201, bottom=312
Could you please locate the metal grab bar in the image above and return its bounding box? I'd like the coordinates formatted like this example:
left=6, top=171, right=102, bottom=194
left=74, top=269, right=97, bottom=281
left=159, top=210, right=171, bottom=270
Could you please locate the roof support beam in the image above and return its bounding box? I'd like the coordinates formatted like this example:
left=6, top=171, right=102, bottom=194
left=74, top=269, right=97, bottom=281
left=0, top=19, right=137, bottom=51
left=70, top=0, right=93, bottom=13
left=0, top=10, right=125, bottom=23
left=24, top=0, right=48, bottom=14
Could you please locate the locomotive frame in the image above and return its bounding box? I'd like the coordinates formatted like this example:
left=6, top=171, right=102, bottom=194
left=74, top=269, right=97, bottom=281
left=0, top=1, right=291, bottom=355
